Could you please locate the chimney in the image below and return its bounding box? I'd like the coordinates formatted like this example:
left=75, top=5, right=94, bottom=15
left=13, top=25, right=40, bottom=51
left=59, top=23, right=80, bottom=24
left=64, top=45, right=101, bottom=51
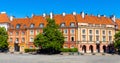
left=31, top=13, right=35, bottom=17
left=97, top=14, right=100, bottom=18
left=72, top=12, right=76, bottom=15
left=102, top=15, right=106, bottom=17
left=50, top=12, right=53, bottom=19
left=111, top=15, right=116, bottom=22
left=43, top=13, right=46, bottom=17
left=1, top=12, right=6, bottom=14
left=10, top=16, right=14, bottom=21
left=62, top=12, right=66, bottom=16
left=81, top=12, right=85, bottom=18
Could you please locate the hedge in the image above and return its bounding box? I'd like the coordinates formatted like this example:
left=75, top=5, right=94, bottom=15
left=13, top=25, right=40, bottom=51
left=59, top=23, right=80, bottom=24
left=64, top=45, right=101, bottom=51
left=24, top=49, right=37, bottom=53
left=61, top=48, right=78, bottom=52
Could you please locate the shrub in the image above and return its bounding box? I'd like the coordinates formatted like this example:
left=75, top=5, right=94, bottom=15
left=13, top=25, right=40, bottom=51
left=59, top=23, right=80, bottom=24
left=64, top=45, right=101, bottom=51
left=24, top=49, right=37, bottom=53
left=60, top=48, right=70, bottom=52
left=61, top=48, right=78, bottom=52
left=70, top=48, right=78, bottom=52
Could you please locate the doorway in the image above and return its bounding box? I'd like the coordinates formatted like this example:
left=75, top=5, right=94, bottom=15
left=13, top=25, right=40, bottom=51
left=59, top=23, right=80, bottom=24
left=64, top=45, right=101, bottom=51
left=89, top=45, right=93, bottom=53
left=14, top=43, right=20, bottom=52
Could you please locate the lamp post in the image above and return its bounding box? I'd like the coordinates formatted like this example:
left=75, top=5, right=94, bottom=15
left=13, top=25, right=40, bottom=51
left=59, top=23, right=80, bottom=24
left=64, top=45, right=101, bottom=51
left=96, top=41, right=100, bottom=53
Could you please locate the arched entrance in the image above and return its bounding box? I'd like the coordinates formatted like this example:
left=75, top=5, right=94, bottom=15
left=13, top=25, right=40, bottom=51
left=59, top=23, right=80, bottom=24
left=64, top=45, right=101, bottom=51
left=103, top=45, right=106, bottom=53
left=96, top=44, right=100, bottom=53
left=89, top=45, right=93, bottom=53
left=82, top=45, right=86, bottom=53
left=14, top=43, right=20, bottom=52
left=108, top=44, right=114, bottom=53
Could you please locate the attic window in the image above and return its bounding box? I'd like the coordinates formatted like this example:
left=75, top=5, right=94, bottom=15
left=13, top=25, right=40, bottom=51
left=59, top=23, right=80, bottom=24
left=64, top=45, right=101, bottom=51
left=60, top=23, right=65, bottom=27
left=30, top=24, right=34, bottom=28
left=70, top=22, right=75, bottom=27
left=16, top=24, right=20, bottom=29
left=39, top=23, right=44, bottom=28
left=101, top=24, right=106, bottom=28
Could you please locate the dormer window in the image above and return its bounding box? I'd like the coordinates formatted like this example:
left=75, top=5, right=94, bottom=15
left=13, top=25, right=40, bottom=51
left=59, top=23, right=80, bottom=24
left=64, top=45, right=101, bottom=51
left=60, top=23, right=65, bottom=27
left=39, top=23, right=44, bottom=28
left=16, top=24, right=20, bottom=29
left=70, top=22, right=75, bottom=27
left=30, top=24, right=34, bottom=28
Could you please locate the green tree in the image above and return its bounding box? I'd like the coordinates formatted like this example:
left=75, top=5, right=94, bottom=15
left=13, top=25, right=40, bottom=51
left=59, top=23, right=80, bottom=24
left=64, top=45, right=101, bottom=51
left=114, top=31, right=120, bottom=52
left=34, top=18, right=64, bottom=54
left=0, top=27, right=8, bottom=52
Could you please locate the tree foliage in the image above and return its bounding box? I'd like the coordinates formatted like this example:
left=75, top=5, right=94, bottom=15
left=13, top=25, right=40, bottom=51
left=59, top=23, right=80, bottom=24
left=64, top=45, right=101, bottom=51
left=114, top=31, right=120, bottom=50
left=34, top=18, right=64, bottom=54
left=0, top=27, right=8, bottom=51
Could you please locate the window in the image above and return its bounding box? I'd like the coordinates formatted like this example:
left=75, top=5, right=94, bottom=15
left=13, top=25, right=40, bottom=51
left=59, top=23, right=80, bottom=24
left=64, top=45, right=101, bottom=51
left=89, top=30, right=92, bottom=34
left=101, top=24, right=106, bottom=27
left=16, top=24, right=20, bottom=29
left=64, top=29, right=68, bottom=34
left=71, top=45, right=74, bottom=48
left=96, top=36, right=99, bottom=41
left=82, top=29, right=85, bottom=34
left=64, top=37, right=68, bottom=41
left=30, top=24, right=34, bottom=28
left=70, top=29, right=74, bottom=34
left=16, top=32, right=19, bottom=35
left=64, top=45, right=68, bottom=48
left=109, top=31, right=111, bottom=35
left=36, top=30, right=40, bottom=35
left=95, top=24, right=100, bottom=27
left=22, top=38, right=25, bottom=42
left=89, top=35, right=93, bottom=41
left=30, top=37, right=34, bottom=42
left=102, top=36, right=106, bottom=42
left=82, top=35, right=86, bottom=41
left=9, top=38, right=13, bottom=42
left=71, top=37, right=74, bottom=41
left=22, top=31, right=25, bottom=35
left=70, top=22, right=75, bottom=27
left=10, top=32, right=13, bottom=35
left=102, top=30, right=105, bottom=35
left=89, top=24, right=93, bottom=27
left=30, top=46, right=33, bottom=49
left=109, top=36, right=112, bottom=41
left=39, top=23, right=44, bottom=28
left=96, top=30, right=99, bottom=34
left=61, top=23, right=65, bottom=27
left=30, top=30, right=34, bottom=35
left=15, top=38, right=19, bottom=43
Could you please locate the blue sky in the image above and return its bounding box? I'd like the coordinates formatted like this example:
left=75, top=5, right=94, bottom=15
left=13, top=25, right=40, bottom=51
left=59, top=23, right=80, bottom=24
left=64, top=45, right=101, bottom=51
left=0, top=0, right=120, bottom=18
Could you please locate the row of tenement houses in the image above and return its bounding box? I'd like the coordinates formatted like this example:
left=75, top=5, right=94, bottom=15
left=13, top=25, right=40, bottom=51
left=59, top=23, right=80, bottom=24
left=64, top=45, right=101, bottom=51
left=0, top=11, right=120, bottom=53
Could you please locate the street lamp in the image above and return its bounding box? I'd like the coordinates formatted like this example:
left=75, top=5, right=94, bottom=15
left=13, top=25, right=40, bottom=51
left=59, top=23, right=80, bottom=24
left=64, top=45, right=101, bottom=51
left=96, top=41, right=100, bottom=45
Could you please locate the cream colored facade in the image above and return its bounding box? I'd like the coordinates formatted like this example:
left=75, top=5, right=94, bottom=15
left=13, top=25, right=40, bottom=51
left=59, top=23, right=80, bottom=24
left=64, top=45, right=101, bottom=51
left=77, top=23, right=115, bottom=53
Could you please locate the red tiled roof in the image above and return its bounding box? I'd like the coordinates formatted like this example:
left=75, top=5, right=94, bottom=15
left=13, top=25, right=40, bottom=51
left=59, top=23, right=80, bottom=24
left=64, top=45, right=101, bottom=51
left=30, top=15, right=47, bottom=28
left=76, top=14, right=114, bottom=25
left=115, top=19, right=120, bottom=29
left=0, top=13, right=9, bottom=23
left=10, top=18, right=30, bottom=29
left=54, top=14, right=77, bottom=26
left=9, top=14, right=115, bottom=29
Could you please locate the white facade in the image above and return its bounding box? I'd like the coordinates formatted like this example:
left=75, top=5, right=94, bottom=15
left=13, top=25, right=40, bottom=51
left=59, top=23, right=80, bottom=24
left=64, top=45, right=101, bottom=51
left=0, top=23, right=9, bottom=30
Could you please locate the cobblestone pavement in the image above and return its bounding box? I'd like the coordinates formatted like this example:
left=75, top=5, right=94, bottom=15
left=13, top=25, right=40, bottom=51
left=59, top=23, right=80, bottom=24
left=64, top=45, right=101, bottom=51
left=0, top=53, right=120, bottom=63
